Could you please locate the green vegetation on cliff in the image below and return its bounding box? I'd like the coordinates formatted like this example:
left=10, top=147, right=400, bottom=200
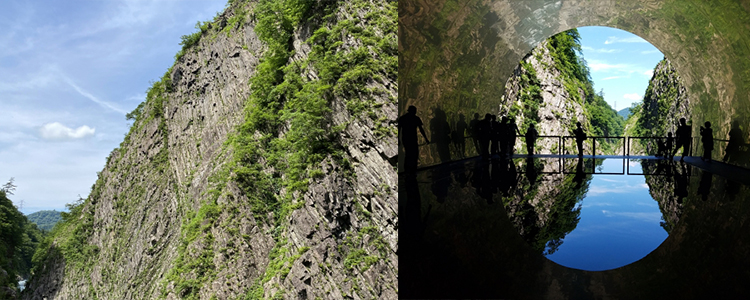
left=549, top=30, right=624, bottom=139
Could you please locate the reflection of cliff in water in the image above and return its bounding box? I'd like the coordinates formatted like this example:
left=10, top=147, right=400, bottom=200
left=640, top=160, right=686, bottom=233
left=501, top=158, right=592, bottom=255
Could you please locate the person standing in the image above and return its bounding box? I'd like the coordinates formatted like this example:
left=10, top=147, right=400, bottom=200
left=672, top=118, right=692, bottom=161
left=723, top=121, right=743, bottom=163
left=507, top=117, right=521, bottom=158
left=453, top=114, right=468, bottom=159
left=470, top=113, right=481, bottom=155
left=490, top=115, right=500, bottom=156
left=477, top=114, right=493, bottom=159
left=700, top=121, right=714, bottom=162
left=525, top=124, right=539, bottom=156
left=399, top=105, right=430, bottom=172
left=497, top=116, right=508, bottom=158
left=573, top=122, right=586, bottom=156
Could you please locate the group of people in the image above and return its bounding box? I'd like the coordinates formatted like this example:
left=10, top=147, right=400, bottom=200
left=400, top=106, right=736, bottom=173
left=473, top=114, right=523, bottom=159
left=656, top=117, right=715, bottom=162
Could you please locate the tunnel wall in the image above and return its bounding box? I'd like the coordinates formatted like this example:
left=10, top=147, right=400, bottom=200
left=399, top=0, right=750, bottom=169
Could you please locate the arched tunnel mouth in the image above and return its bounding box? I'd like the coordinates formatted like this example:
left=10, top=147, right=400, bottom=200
left=399, top=1, right=750, bottom=298
left=490, top=26, right=687, bottom=272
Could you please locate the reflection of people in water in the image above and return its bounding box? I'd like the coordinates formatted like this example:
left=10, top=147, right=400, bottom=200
left=697, top=170, right=713, bottom=201
left=723, top=120, right=744, bottom=163
left=431, top=163, right=452, bottom=204
left=673, top=161, right=689, bottom=204
left=673, top=118, right=692, bottom=161
left=453, top=113, right=468, bottom=159
left=402, top=173, right=426, bottom=243
left=525, top=124, right=539, bottom=156
left=398, top=105, right=429, bottom=172
left=700, top=121, right=713, bottom=162
left=573, top=122, right=586, bottom=156
left=500, top=159, right=518, bottom=196
left=573, top=157, right=586, bottom=188
left=525, top=157, right=538, bottom=185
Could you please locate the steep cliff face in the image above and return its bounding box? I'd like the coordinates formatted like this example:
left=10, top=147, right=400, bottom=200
left=24, top=1, right=397, bottom=299
left=633, top=58, right=691, bottom=138
left=500, top=38, right=592, bottom=155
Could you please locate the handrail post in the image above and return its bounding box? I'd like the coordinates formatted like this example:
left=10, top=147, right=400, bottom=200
left=593, top=137, right=596, bottom=157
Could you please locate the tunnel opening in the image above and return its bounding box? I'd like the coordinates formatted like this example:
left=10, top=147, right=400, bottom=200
left=400, top=0, right=750, bottom=298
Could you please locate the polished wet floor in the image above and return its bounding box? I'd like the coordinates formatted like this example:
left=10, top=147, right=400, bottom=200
left=400, top=155, right=750, bottom=299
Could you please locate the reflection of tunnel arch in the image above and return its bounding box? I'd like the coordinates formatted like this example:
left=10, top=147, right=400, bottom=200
left=399, top=0, right=750, bottom=169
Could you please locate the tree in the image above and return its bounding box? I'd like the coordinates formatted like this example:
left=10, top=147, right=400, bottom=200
left=2, top=177, right=16, bottom=195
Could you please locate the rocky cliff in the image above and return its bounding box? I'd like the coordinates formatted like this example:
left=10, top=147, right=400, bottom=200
left=632, top=58, right=691, bottom=140
left=24, top=1, right=397, bottom=299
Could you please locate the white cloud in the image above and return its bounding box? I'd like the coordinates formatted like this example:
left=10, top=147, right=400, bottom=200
left=602, top=76, right=624, bottom=80
left=60, top=74, right=128, bottom=114
left=643, top=69, right=654, bottom=77
left=39, top=122, right=95, bottom=140
left=601, top=210, right=662, bottom=222
left=587, top=61, right=631, bottom=73
left=604, top=36, right=648, bottom=44
left=623, top=93, right=641, bottom=101
left=582, top=46, right=621, bottom=53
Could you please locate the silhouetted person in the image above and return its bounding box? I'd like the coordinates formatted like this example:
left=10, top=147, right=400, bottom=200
left=697, top=170, right=713, bottom=201
left=453, top=113, right=467, bottom=158
left=700, top=121, right=713, bottom=162
left=658, top=132, right=674, bottom=158
left=673, top=118, right=692, bottom=161
left=469, top=113, right=481, bottom=156
left=497, top=116, right=508, bottom=158
left=477, top=114, right=493, bottom=159
left=431, top=108, right=452, bottom=163
left=507, top=118, right=521, bottom=157
left=525, top=124, right=539, bottom=156
left=490, top=115, right=500, bottom=156
left=723, top=120, right=743, bottom=163
left=399, top=105, right=429, bottom=172
left=573, top=122, right=586, bottom=156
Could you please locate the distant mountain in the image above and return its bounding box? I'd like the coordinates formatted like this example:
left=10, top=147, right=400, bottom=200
left=26, top=210, right=62, bottom=231
left=618, top=107, right=632, bottom=119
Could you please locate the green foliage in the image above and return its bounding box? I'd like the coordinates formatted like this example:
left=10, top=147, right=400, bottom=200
left=1, top=190, right=44, bottom=291
left=26, top=210, right=62, bottom=232
left=541, top=29, right=625, bottom=152
left=176, top=21, right=212, bottom=60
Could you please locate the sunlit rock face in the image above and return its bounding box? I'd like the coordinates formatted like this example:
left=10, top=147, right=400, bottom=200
left=400, top=0, right=750, bottom=169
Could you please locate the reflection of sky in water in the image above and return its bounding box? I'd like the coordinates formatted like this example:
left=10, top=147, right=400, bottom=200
left=545, top=159, right=668, bottom=271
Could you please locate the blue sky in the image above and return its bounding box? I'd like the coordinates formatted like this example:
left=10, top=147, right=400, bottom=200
left=0, top=0, right=226, bottom=214
left=546, top=159, right=669, bottom=271
left=577, top=26, right=664, bottom=112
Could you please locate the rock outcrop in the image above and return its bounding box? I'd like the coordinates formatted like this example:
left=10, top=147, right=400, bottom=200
left=24, top=1, right=397, bottom=299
